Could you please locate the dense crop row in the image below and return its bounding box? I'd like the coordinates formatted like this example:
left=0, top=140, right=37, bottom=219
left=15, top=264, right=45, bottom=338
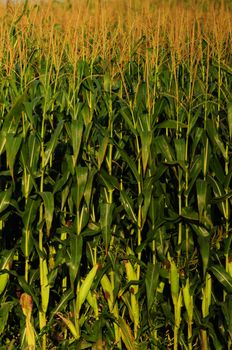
left=0, top=1, right=232, bottom=349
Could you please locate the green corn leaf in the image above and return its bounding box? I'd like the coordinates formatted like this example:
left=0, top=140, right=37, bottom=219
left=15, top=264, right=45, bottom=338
left=145, top=263, right=160, bottom=312
left=27, top=133, right=40, bottom=171
left=75, top=166, right=88, bottom=210
left=0, top=131, right=6, bottom=156
left=137, top=115, right=152, bottom=173
left=140, top=129, right=152, bottom=174
left=0, top=187, right=12, bottom=214
left=120, top=108, right=137, bottom=136
left=39, top=192, right=54, bottom=236
left=227, top=102, right=232, bottom=140
left=185, top=156, right=202, bottom=196
left=181, top=207, right=199, bottom=222
left=5, top=134, right=22, bottom=179
left=116, top=146, right=140, bottom=183
left=210, top=265, right=232, bottom=294
left=120, top=190, right=137, bottom=223
left=100, top=203, right=114, bottom=254
left=22, top=198, right=41, bottom=230
left=191, top=224, right=210, bottom=276
left=174, top=138, right=185, bottom=161
left=71, top=118, right=83, bottom=167
left=141, top=177, right=153, bottom=227
left=17, top=276, right=40, bottom=311
left=188, top=107, right=202, bottom=135
left=0, top=302, right=14, bottom=336
left=103, top=72, right=111, bottom=92
left=222, top=296, right=232, bottom=334
left=0, top=92, right=26, bottom=155
left=155, top=135, right=174, bottom=161
left=20, top=134, right=40, bottom=197
left=211, top=190, right=232, bottom=203
left=164, top=160, right=186, bottom=172
left=21, top=228, right=34, bottom=258
left=84, top=168, right=97, bottom=209
left=206, top=119, right=226, bottom=159
left=68, top=234, right=83, bottom=285
left=190, top=127, right=204, bottom=162
left=48, top=289, right=74, bottom=325
left=0, top=249, right=15, bottom=295
left=208, top=324, right=223, bottom=350
left=53, top=170, right=70, bottom=195
left=196, top=179, right=207, bottom=220
left=209, top=153, right=225, bottom=184
left=0, top=249, right=15, bottom=270
left=99, top=169, right=119, bottom=191
left=207, top=175, right=227, bottom=218
left=97, top=132, right=109, bottom=169
left=44, top=120, right=64, bottom=168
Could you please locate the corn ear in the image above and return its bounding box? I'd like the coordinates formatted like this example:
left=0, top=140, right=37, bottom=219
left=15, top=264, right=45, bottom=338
left=228, top=258, right=232, bottom=277
left=175, top=291, right=182, bottom=328
left=20, top=293, right=35, bottom=350
left=76, top=263, right=100, bottom=313
left=131, top=293, right=139, bottom=330
left=202, top=272, right=212, bottom=317
left=101, top=274, right=114, bottom=310
left=124, top=260, right=138, bottom=294
left=56, top=312, right=79, bottom=339
left=183, top=278, right=193, bottom=321
left=169, top=257, right=179, bottom=305
left=40, top=258, right=50, bottom=313
left=25, top=319, right=36, bottom=350
left=118, top=317, right=138, bottom=350
left=86, top=291, right=99, bottom=320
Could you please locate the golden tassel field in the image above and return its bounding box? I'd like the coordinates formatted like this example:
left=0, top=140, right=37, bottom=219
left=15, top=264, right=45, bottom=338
left=0, top=1, right=232, bottom=349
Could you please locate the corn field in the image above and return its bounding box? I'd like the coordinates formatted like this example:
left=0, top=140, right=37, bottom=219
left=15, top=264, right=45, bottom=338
left=0, top=0, right=232, bottom=349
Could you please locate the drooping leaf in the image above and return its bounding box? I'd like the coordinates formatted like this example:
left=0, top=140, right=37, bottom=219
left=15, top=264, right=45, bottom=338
left=120, top=190, right=137, bottom=224
left=210, top=265, right=232, bottom=294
